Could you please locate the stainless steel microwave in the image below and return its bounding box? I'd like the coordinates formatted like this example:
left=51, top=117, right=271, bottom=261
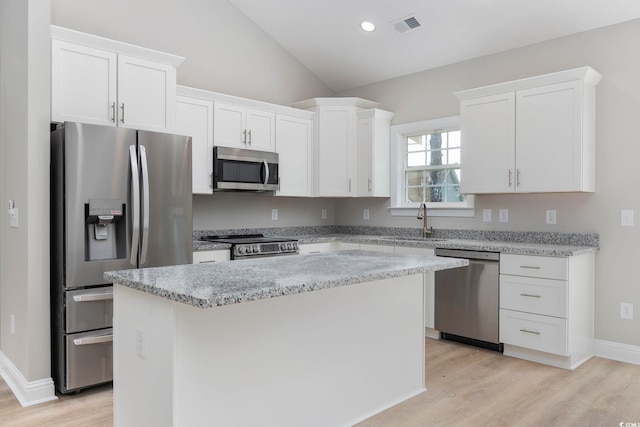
left=212, top=146, right=279, bottom=191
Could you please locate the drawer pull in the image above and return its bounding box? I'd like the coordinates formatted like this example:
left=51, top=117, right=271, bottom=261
left=520, top=293, right=541, bottom=298
left=519, top=329, right=541, bottom=335
left=73, top=335, right=113, bottom=346
left=73, top=292, right=113, bottom=302
left=519, top=265, right=541, bottom=270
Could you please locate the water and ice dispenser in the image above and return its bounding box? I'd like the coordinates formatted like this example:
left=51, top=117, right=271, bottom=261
left=85, top=199, right=126, bottom=261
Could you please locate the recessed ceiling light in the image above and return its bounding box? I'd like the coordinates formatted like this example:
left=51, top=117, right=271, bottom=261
left=360, top=21, right=376, bottom=32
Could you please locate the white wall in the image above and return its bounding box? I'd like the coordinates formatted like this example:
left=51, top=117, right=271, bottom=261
left=0, top=0, right=54, bottom=402
left=336, top=19, right=640, bottom=347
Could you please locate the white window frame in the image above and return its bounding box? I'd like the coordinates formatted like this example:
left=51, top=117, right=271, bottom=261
left=389, top=116, right=475, bottom=217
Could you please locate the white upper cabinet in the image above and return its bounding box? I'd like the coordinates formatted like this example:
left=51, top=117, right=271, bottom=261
left=213, top=102, right=275, bottom=152
left=51, top=26, right=183, bottom=132
left=456, top=67, right=601, bottom=194
left=357, top=109, right=394, bottom=197
left=293, top=98, right=383, bottom=197
left=176, top=87, right=214, bottom=194
left=275, top=112, right=314, bottom=197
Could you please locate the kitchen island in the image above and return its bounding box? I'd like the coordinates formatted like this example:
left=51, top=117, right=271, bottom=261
left=105, top=250, right=466, bottom=427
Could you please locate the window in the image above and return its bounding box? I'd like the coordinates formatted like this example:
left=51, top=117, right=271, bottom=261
left=390, top=116, right=474, bottom=217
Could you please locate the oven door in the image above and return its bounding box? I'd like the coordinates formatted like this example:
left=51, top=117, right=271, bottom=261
left=213, top=146, right=279, bottom=191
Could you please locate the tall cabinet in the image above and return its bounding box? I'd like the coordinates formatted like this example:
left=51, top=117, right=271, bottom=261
left=455, top=67, right=601, bottom=194
left=51, top=26, right=183, bottom=132
left=293, top=98, right=392, bottom=197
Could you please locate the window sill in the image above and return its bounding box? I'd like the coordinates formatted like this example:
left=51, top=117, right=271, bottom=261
left=389, top=206, right=476, bottom=218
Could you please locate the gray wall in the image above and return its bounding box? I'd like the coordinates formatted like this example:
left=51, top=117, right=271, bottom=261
left=336, top=20, right=640, bottom=347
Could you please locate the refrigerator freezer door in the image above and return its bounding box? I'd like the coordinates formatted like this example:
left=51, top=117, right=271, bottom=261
left=137, top=130, right=192, bottom=267
left=62, top=122, right=137, bottom=288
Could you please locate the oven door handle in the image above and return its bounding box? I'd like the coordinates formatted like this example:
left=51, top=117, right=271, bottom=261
left=263, top=160, right=269, bottom=186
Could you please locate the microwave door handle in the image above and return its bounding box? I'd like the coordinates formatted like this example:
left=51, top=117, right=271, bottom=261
left=129, top=145, right=140, bottom=266
left=263, top=160, right=269, bottom=186
left=139, top=145, right=150, bottom=266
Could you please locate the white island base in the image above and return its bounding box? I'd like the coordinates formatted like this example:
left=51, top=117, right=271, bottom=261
left=114, top=274, right=426, bottom=427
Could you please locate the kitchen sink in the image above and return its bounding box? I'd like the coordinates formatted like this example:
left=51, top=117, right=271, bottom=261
left=381, top=236, right=448, bottom=242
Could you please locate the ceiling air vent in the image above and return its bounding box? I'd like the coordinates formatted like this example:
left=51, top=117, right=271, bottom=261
left=391, top=15, right=422, bottom=35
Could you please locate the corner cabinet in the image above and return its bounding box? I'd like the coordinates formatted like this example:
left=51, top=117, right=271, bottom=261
left=456, top=67, right=601, bottom=194
left=51, top=26, right=183, bottom=132
left=275, top=112, right=314, bottom=197
left=293, top=98, right=392, bottom=197
left=499, top=252, right=595, bottom=370
left=176, top=86, right=214, bottom=194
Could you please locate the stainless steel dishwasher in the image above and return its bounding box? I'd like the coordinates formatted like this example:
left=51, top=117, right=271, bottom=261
left=434, top=248, right=502, bottom=352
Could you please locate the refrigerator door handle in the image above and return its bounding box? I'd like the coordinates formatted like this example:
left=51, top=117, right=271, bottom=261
left=140, top=145, right=150, bottom=265
left=129, top=145, right=140, bottom=266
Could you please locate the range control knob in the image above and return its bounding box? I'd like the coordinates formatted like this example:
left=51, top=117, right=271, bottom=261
left=292, top=242, right=298, bottom=250
left=237, top=246, right=246, bottom=255
left=280, top=243, right=287, bottom=251
left=253, top=245, right=260, bottom=253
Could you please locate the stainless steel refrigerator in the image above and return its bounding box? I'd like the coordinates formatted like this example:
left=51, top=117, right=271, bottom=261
left=50, top=121, right=192, bottom=394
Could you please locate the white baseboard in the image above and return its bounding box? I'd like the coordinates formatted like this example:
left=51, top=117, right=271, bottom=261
left=0, top=351, right=57, bottom=407
left=595, top=339, right=640, bottom=366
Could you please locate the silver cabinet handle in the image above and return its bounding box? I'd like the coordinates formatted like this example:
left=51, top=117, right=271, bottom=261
left=248, top=129, right=252, bottom=144
left=242, top=129, right=247, bottom=144
left=519, top=329, right=540, bottom=335
left=348, top=178, right=352, bottom=192
left=198, top=260, right=217, bottom=264
left=139, top=145, right=150, bottom=266
left=111, top=102, right=116, bottom=123
left=520, top=293, right=541, bottom=298
left=517, top=169, right=521, bottom=187
left=508, top=169, right=512, bottom=187
left=520, top=265, right=541, bottom=270
left=120, top=103, right=125, bottom=124
left=368, top=178, right=372, bottom=192
left=73, top=292, right=113, bottom=302
left=73, top=335, right=113, bottom=346
left=129, top=145, right=140, bottom=266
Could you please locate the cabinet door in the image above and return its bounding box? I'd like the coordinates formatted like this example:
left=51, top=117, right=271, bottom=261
left=357, top=117, right=373, bottom=197
left=246, top=108, right=275, bottom=152
left=176, top=96, right=214, bottom=194
left=51, top=40, right=117, bottom=126
left=275, top=114, right=313, bottom=197
left=460, top=93, right=515, bottom=194
left=117, top=55, right=176, bottom=132
left=192, top=250, right=230, bottom=263
left=516, top=81, right=584, bottom=192
left=213, top=102, right=246, bottom=148
left=318, top=107, right=356, bottom=196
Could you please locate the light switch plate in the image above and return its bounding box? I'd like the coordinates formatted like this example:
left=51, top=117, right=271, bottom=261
left=271, top=209, right=278, bottom=221
left=482, top=209, right=492, bottom=223
left=621, top=209, right=634, bottom=226
left=321, top=209, right=327, bottom=220
left=9, top=208, right=18, bottom=228
left=363, top=209, right=370, bottom=220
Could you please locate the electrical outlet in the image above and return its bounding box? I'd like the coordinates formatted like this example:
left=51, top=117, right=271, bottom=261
left=10, top=314, right=15, bottom=335
left=621, top=303, right=634, bottom=320
left=321, top=209, right=327, bottom=220
left=136, top=328, right=145, bottom=358
left=546, top=210, right=557, bottom=225
left=499, top=209, right=509, bottom=223
left=363, top=209, right=370, bottom=220
left=271, top=209, right=278, bottom=221
left=621, top=209, right=634, bottom=226
left=482, top=209, right=492, bottom=223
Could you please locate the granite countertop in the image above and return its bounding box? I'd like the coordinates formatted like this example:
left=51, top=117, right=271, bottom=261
left=105, top=250, right=467, bottom=309
left=193, top=234, right=597, bottom=257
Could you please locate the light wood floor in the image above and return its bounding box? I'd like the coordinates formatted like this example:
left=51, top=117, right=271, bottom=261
left=2, top=339, right=640, bottom=426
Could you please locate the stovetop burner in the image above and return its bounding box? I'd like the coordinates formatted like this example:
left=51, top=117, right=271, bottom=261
left=200, top=234, right=299, bottom=259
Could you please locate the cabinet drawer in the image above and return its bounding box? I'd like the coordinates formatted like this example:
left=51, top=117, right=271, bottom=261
left=501, top=254, right=568, bottom=280
left=66, top=287, right=113, bottom=333
left=500, top=275, right=568, bottom=318
left=500, top=309, right=568, bottom=356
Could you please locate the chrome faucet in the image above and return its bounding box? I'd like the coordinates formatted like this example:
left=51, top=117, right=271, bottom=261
left=417, top=203, right=433, bottom=238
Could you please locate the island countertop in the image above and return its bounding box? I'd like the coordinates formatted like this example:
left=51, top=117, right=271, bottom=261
left=105, top=250, right=467, bottom=309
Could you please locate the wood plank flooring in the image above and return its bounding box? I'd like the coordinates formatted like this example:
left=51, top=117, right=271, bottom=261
left=2, top=339, right=640, bottom=426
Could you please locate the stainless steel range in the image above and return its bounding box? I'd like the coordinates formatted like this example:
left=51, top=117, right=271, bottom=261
left=200, top=234, right=299, bottom=259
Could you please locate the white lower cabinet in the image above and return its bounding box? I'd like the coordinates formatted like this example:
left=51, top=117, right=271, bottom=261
left=499, top=252, right=594, bottom=370
left=193, top=250, right=230, bottom=264
left=298, top=242, right=332, bottom=254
